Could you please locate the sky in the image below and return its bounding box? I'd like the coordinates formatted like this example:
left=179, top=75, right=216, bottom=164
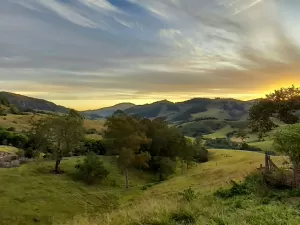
left=1, top=0, right=300, bottom=110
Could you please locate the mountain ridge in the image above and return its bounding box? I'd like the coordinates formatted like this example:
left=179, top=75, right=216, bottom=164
left=0, top=91, right=69, bottom=113
left=1, top=91, right=257, bottom=121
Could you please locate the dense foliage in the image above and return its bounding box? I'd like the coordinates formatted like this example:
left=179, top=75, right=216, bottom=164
left=104, top=115, right=208, bottom=185
left=205, top=138, right=262, bottom=152
left=30, top=110, right=85, bottom=173
left=249, top=86, right=300, bottom=133
left=0, top=128, right=28, bottom=148
left=75, top=152, right=109, bottom=184
left=274, top=124, right=300, bottom=184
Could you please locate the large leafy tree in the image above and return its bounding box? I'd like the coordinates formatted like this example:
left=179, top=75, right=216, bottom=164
left=31, top=110, right=85, bottom=173
left=249, top=85, right=300, bottom=133
left=104, top=115, right=150, bottom=188
left=273, top=124, right=300, bottom=185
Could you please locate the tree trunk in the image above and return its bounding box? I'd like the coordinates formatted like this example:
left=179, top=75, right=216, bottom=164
left=181, top=160, right=184, bottom=175
left=264, top=153, right=269, bottom=174
left=55, top=158, right=61, bottom=173
left=125, top=169, right=129, bottom=189
left=293, top=162, right=300, bottom=187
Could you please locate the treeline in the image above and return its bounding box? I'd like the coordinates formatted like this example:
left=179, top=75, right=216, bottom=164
left=104, top=115, right=208, bottom=186
left=0, top=126, right=106, bottom=158
left=2, top=109, right=208, bottom=187
left=204, top=137, right=262, bottom=152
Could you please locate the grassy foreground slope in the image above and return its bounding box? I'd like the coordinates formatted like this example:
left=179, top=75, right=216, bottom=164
left=60, top=150, right=296, bottom=225
left=0, top=156, right=153, bottom=225
left=1, top=150, right=291, bottom=225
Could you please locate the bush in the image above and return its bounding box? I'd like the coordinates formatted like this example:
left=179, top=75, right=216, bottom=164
left=78, top=138, right=107, bottom=156
left=85, top=128, right=98, bottom=134
left=6, top=127, right=16, bottom=132
left=215, top=173, right=269, bottom=199
left=75, top=152, right=109, bottom=184
left=214, top=180, right=249, bottom=199
left=16, top=149, right=25, bottom=158
left=179, top=188, right=198, bottom=202
left=10, top=133, right=29, bottom=148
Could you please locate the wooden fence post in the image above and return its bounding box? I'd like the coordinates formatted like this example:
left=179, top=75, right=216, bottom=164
left=265, top=152, right=269, bottom=173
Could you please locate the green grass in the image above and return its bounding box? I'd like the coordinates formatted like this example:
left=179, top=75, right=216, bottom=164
left=204, top=125, right=235, bottom=139
left=249, top=140, right=274, bottom=151
left=0, top=156, right=154, bottom=225
left=0, top=145, right=19, bottom=153
left=191, top=108, right=229, bottom=120
left=60, top=150, right=294, bottom=225
left=0, top=147, right=291, bottom=225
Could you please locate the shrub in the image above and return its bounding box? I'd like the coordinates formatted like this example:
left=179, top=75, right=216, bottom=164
left=10, top=133, right=29, bottom=148
left=214, top=180, right=249, bottom=199
left=6, top=127, right=16, bottom=132
left=75, top=152, right=109, bottom=184
left=179, top=188, right=198, bottom=202
left=80, top=138, right=107, bottom=155
left=16, top=149, right=25, bottom=158
left=85, top=128, right=98, bottom=134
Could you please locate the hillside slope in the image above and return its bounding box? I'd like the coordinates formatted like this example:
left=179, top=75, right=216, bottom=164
left=0, top=92, right=68, bottom=113
left=61, top=150, right=293, bottom=225
left=124, top=98, right=255, bottom=122
left=83, top=103, right=135, bottom=118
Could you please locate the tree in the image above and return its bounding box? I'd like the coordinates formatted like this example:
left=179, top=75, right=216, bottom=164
left=31, top=110, right=84, bottom=173
left=235, top=129, right=248, bottom=142
left=104, top=115, right=150, bottom=188
left=273, top=124, right=300, bottom=185
left=249, top=86, right=300, bottom=133
left=75, top=152, right=109, bottom=184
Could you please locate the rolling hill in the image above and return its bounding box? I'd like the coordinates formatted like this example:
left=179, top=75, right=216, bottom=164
left=83, top=103, right=135, bottom=118
left=123, top=98, right=255, bottom=122
left=0, top=92, right=69, bottom=113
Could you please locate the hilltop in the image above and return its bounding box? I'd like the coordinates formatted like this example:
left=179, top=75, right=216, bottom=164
left=0, top=92, right=68, bottom=113
left=0, top=92, right=258, bottom=139
left=83, top=103, right=135, bottom=118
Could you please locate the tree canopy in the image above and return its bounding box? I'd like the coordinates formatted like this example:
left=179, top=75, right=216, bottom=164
left=30, top=109, right=85, bottom=173
left=104, top=114, right=208, bottom=185
left=249, top=86, right=300, bottom=133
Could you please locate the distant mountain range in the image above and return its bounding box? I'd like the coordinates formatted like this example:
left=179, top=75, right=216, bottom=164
left=1, top=91, right=256, bottom=123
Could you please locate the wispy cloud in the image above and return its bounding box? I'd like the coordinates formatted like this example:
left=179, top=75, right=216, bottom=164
left=1, top=0, right=300, bottom=109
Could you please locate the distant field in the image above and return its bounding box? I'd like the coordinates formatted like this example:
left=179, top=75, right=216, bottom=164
left=0, top=114, right=41, bottom=131
left=204, top=125, right=235, bottom=139
left=249, top=140, right=274, bottom=151
left=191, top=108, right=229, bottom=120
left=0, top=114, right=106, bottom=137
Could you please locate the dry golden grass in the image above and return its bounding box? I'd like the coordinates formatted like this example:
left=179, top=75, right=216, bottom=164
left=83, top=119, right=105, bottom=132
left=0, top=114, right=41, bottom=131
left=0, top=114, right=105, bottom=133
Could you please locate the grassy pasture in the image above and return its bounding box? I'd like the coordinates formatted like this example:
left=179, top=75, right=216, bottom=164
left=204, top=125, right=235, bottom=139
left=0, top=156, right=154, bottom=225
left=60, top=150, right=294, bottom=225
left=0, top=114, right=105, bottom=139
